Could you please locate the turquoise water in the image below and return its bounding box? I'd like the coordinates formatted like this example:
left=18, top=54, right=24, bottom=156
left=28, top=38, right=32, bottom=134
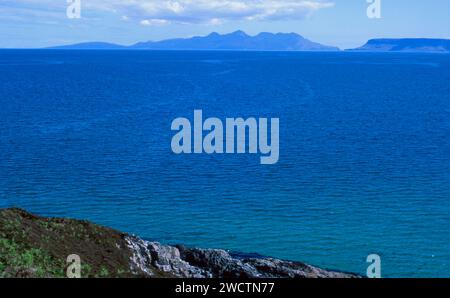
left=0, top=50, right=449, bottom=277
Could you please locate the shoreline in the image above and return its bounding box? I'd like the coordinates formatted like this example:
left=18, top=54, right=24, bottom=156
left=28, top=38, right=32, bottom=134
left=0, top=208, right=360, bottom=278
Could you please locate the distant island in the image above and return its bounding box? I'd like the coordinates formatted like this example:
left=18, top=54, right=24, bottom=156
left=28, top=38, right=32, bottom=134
left=349, top=38, right=450, bottom=52
left=44, top=33, right=450, bottom=53
left=48, top=30, right=339, bottom=51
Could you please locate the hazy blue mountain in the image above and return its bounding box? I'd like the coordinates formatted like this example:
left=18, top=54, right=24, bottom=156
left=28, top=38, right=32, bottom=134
left=47, top=31, right=339, bottom=51
left=131, top=31, right=339, bottom=51
left=350, top=38, right=450, bottom=52
left=49, top=42, right=125, bottom=50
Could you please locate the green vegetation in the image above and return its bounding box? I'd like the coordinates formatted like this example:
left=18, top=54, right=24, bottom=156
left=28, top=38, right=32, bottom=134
left=0, top=208, right=142, bottom=278
left=0, top=237, right=65, bottom=278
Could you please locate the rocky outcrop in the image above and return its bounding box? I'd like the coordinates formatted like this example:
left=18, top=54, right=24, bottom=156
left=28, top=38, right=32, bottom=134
left=125, top=237, right=359, bottom=278
left=0, top=208, right=359, bottom=278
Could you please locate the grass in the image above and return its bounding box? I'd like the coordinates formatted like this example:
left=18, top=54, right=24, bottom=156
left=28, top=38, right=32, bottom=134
left=0, top=237, right=65, bottom=278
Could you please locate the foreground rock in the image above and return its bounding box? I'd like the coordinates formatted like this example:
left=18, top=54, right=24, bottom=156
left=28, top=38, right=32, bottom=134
left=0, top=208, right=359, bottom=278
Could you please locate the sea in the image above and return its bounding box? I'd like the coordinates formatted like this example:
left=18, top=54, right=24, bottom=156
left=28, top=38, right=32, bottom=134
left=0, top=50, right=449, bottom=277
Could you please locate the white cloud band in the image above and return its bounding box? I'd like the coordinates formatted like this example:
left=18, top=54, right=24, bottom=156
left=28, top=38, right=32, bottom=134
left=88, top=0, right=335, bottom=25
left=4, top=0, right=334, bottom=25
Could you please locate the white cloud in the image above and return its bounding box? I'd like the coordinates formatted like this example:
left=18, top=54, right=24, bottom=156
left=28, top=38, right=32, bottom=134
left=140, top=18, right=171, bottom=26
left=3, top=0, right=334, bottom=25
left=86, top=0, right=334, bottom=24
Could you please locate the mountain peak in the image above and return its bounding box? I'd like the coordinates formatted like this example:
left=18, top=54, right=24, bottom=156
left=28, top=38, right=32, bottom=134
left=228, top=30, right=249, bottom=37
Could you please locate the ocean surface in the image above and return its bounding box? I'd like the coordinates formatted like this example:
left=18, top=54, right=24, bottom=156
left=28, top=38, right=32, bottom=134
left=0, top=50, right=449, bottom=277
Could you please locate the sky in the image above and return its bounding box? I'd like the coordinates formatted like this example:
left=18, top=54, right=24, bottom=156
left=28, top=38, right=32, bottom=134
left=0, top=0, right=449, bottom=49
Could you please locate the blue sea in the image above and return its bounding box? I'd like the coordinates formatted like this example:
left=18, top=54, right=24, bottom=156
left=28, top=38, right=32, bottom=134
left=0, top=50, right=449, bottom=277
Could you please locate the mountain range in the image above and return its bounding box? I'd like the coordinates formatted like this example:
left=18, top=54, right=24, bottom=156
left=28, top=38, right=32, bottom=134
left=49, top=31, right=339, bottom=51
left=47, top=31, right=450, bottom=53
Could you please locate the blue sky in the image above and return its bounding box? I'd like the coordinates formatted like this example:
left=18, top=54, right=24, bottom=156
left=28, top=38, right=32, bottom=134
left=0, top=0, right=449, bottom=49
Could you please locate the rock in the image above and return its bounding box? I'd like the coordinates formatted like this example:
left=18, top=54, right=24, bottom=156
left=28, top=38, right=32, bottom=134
left=125, top=237, right=360, bottom=278
left=176, top=246, right=260, bottom=278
